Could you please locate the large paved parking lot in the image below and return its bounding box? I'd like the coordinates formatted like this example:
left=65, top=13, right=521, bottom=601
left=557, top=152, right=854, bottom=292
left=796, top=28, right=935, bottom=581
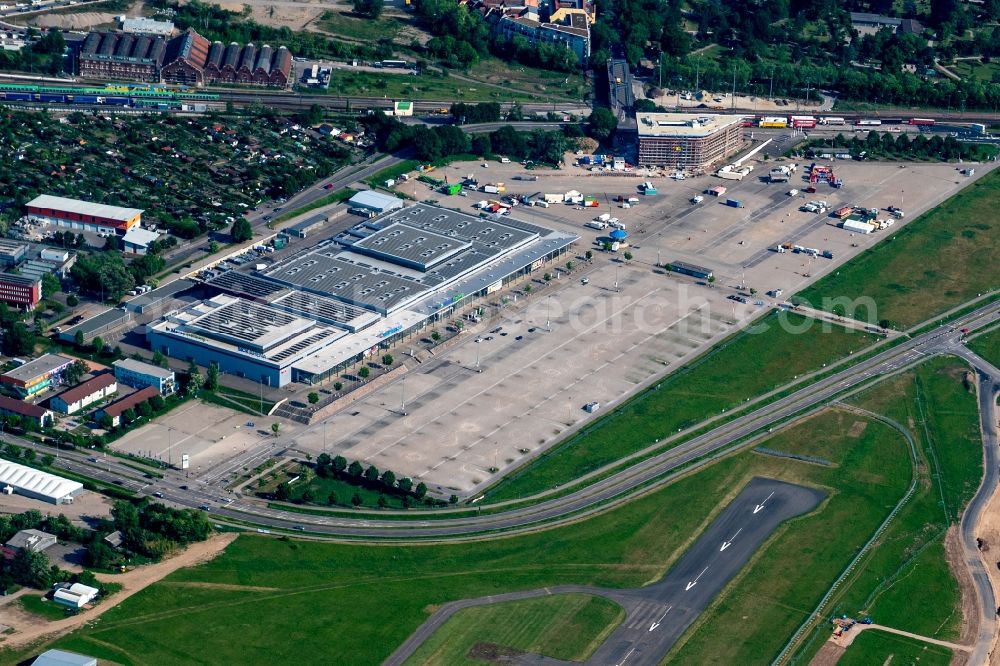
left=281, top=154, right=995, bottom=495
left=127, top=147, right=994, bottom=495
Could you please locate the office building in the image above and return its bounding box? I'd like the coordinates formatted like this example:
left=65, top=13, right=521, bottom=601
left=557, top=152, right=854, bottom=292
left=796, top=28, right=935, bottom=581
left=636, top=112, right=746, bottom=172
left=113, top=358, right=176, bottom=395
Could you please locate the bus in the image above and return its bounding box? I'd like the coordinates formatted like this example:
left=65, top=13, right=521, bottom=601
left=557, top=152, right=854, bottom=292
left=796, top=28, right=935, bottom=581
left=908, top=118, right=935, bottom=126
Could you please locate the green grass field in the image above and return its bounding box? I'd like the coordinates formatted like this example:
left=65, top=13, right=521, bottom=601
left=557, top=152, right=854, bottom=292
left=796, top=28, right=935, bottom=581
left=486, top=312, right=880, bottom=501
left=18, top=595, right=71, bottom=621
left=316, top=70, right=542, bottom=103
left=9, top=405, right=912, bottom=666
left=795, top=169, right=1000, bottom=328
left=838, top=630, right=953, bottom=666
left=951, top=59, right=1000, bottom=83
left=969, top=326, right=1000, bottom=368
left=404, top=594, right=624, bottom=665
left=792, top=356, right=981, bottom=661
left=316, top=10, right=408, bottom=43
left=365, top=159, right=420, bottom=188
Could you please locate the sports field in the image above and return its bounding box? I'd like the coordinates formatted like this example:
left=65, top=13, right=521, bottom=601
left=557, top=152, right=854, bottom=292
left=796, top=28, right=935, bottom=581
left=796, top=169, right=1000, bottom=328
left=403, top=594, right=623, bottom=665
left=487, top=312, right=879, bottom=500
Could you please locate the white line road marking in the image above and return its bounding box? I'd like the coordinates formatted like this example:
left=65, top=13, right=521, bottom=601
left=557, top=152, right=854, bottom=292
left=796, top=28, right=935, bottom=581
left=686, top=567, right=709, bottom=591
left=615, top=647, right=635, bottom=666
left=754, top=491, right=775, bottom=514
left=649, top=606, right=672, bottom=631
left=720, top=527, right=743, bottom=551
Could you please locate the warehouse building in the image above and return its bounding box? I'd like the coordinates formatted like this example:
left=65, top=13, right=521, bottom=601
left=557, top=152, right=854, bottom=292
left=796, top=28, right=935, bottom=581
left=25, top=195, right=142, bottom=234
left=5, top=529, right=57, bottom=553
left=0, top=240, right=28, bottom=267
left=121, top=227, right=160, bottom=254
left=0, top=395, right=54, bottom=428
left=31, top=649, right=97, bottom=666
left=347, top=190, right=406, bottom=215
left=161, top=30, right=292, bottom=88
left=121, top=17, right=175, bottom=36
left=50, top=374, right=118, bottom=415
left=637, top=112, right=746, bottom=172
left=0, top=273, right=41, bottom=310
left=1, top=354, right=74, bottom=398
left=286, top=213, right=328, bottom=238
left=113, top=358, right=176, bottom=395
left=78, top=32, right=166, bottom=82
left=0, top=460, right=84, bottom=504
left=58, top=308, right=131, bottom=345
left=94, top=386, right=160, bottom=427
left=152, top=202, right=577, bottom=386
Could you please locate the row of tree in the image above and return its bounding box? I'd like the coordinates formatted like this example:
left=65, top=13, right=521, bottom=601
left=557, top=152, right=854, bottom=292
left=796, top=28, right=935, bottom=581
left=806, top=131, right=998, bottom=162
left=363, top=112, right=579, bottom=164
left=309, top=453, right=428, bottom=499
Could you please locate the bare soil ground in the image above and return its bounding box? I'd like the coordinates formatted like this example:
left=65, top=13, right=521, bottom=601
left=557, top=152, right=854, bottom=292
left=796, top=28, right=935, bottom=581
left=28, top=11, right=118, bottom=29
left=944, top=525, right=975, bottom=666
left=809, top=640, right=847, bottom=666
left=0, top=533, right=237, bottom=651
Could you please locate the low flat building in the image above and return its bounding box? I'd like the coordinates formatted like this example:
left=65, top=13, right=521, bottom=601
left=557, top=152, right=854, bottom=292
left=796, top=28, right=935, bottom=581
left=31, top=649, right=97, bottom=666
left=121, top=17, right=175, bottom=36
left=0, top=460, right=84, bottom=504
left=121, top=227, right=160, bottom=254
left=286, top=213, right=327, bottom=238
left=0, top=394, right=54, bottom=427
left=94, top=386, right=159, bottom=427
left=57, top=308, right=131, bottom=345
left=26, top=195, right=142, bottom=234
left=5, top=528, right=56, bottom=553
left=0, top=239, right=27, bottom=266
left=1, top=354, right=74, bottom=398
left=50, top=374, right=118, bottom=415
left=0, top=273, right=41, bottom=310
left=113, top=358, right=176, bottom=395
left=637, top=112, right=746, bottom=172
left=347, top=190, right=405, bottom=214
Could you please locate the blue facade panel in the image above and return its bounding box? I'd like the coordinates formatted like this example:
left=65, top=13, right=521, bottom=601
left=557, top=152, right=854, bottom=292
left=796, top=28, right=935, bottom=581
left=147, top=329, right=284, bottom=387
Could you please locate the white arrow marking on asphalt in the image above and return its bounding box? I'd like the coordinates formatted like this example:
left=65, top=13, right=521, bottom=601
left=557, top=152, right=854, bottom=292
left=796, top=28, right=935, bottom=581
left=649, top=606, right=672, bottom=631
left=615, top=647, right=635, bottom=666
left=686, top=567, right=709, bottom=591
left=753, top=491, right=775, bottom=514
left=720, top=527, right=743, bottom=551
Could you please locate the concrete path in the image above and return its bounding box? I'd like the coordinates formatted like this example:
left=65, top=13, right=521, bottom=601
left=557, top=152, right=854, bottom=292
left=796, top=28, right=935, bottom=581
left=837, top=623, right=972, bottom=652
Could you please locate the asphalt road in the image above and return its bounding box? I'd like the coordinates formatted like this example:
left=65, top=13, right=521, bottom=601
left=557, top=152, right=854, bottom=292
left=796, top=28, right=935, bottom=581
left=955, top=348, right=1000, bottom=665
left=383, top=478, right=825, bottom=666
left=14, top=298, right=1000, bottom=542
left=584, top=478, right=826, bottom=666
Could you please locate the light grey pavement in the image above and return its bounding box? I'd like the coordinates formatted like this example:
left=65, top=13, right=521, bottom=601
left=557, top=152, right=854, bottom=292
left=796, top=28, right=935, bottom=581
left=383, top=478, right=826, bottom=666
left=954, top=346, right=1000, bottom=666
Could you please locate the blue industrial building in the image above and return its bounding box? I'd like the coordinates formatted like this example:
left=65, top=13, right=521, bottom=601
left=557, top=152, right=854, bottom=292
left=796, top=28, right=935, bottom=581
left=113, top=358, right=177, bottom=395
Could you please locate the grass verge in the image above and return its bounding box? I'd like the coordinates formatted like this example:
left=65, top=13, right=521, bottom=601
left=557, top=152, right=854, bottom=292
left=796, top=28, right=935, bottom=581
left=969, top=326, right=1000, bottom=368
left=18, top=595, right=71, bottom=621
left=12, top=406, right=911, bottom=665
left=404, top=594, right=624, bottom=664
left=270, top=188, right=357, bottom=226
left=838, top=630, right=952, bottom=666
left=365, top=159, right=420, bottom=188
left=795, top=168, right=1000, bottom=328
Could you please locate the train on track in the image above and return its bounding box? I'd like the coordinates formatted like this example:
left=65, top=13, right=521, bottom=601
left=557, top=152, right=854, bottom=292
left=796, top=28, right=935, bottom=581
left=0, top=83, right=219, bottom=108
left=741, top=114, right=938, bottom=128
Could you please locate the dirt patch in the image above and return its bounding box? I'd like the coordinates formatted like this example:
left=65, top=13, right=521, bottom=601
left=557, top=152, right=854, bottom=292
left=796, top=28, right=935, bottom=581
left=944, top=526, right=978, bottom=647
left=467, top=642, right=525, bottom=662
left=847, top=420, right=869, bottom=438
left=809, top=640, right=846, bottom=666
left=0, top=532, right=237, bottom=651
left=28, top=11, right=118, bottom=29
left=212, top=0, right=324, bottom=31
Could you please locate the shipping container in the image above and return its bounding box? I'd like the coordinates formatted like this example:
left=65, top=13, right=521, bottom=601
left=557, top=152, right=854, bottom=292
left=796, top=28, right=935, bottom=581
left=3, top=92, right=32, bottom=101
left=39, top=94, right=65, bottom=103
left=104, top=97, right=131, bottom=106
left=71, top=95, right=101, bottom=104
left=725, top=199, right=744, bottom=208
left=642, top=187, right=657, bottom=195
left=586, top=221, right=607, bottom=229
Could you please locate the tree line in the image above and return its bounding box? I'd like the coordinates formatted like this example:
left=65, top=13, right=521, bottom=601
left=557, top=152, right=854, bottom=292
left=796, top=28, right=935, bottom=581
left=804, top=131, right=997, bottom=162
left=362, top=111, right=578, bottom=165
